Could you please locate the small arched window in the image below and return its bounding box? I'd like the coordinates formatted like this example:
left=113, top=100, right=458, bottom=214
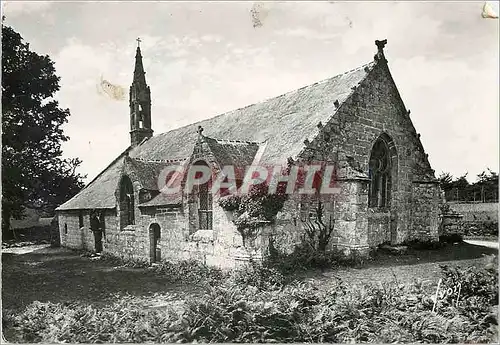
left=369, top=136, right=392, bottom=208
left=119, top=175, right=135, bottom=227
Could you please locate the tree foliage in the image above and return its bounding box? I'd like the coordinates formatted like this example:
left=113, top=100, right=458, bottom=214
left=2, top=23, right=85, bottom=238
left=438, top=170, right=498, bottom=202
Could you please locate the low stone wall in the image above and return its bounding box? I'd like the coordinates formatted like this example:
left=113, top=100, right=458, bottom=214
left=448, top=202, right=498, bottom=222
left=440, top=213, right=464, bottom=237
left=461, top=221, right=498, bottom=237
left=439, top=211, right=498, bottom=239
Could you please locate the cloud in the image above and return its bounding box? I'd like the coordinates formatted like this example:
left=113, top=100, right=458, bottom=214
left=6, top=2, right=497, bottom=183
left=2, top=1, right=53, bottom=16
left=274, top=27, right=340, bottom=41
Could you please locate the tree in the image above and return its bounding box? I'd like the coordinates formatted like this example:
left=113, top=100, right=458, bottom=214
left=440, top=170, right=498, bottom=202
left=2, top=23, right=85, bottom=240
left=438, top=172, right=454, bottom=192
left=475, top=169, right=498, bottom=202
left=446, top=173, right=470, bottom=201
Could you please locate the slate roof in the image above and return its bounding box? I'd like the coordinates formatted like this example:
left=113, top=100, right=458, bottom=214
left=125, top=156, right=183, bottom=191
left=57, top=152, right=128, bottom=210
left=204, top=137, right=261, bottom=168
left=57, top=61, right=376, bottom=211
left=139, top=191, right=183, bottom=207
left=130, top=61, right=375, bottom=165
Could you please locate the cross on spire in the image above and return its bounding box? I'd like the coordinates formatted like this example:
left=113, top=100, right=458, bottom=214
left=136, top=37, right=141, bottom=48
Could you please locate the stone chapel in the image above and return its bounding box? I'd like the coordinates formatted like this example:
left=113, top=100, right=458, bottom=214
left=56, top=39, right=442, bottom=267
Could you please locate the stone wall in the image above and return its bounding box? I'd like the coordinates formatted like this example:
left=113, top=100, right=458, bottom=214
left=296, top=59, right=439, bottom=245
left=368, top=211, right=391, bottom=247
left=57, top=58, right=442, bottom=264
left=439, top=213, right=464, bottom=238
left=409, top=182, right=440, bottom=242
left=59, top=210, right=97, bottom=251
left=439, top=211, right=498, bottom=239
left=448, top=202, right=498, bottom=222
left=254, top=179, right=373, bottom=257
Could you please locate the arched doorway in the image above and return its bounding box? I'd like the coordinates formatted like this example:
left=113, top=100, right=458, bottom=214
left=368, top=133, right=398, bottom=243
left=149, top=223, right=161, bottom=263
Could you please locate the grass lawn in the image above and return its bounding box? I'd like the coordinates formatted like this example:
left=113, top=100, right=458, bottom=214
left=2, top=241, right=497, bottom=314
left=2, top=242, right=498, bottom=342
left=1, top=247, right=202, bottom=315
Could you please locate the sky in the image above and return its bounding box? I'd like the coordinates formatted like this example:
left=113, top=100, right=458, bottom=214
left=3, top=1, right=499, bottom=183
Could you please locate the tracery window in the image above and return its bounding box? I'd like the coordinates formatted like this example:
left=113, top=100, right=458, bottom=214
left=368, top=137, right=392, bottom=208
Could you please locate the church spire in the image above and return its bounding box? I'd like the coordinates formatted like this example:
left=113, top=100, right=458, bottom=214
left=129, top=38, right=153, bottom=147
left=133, top=38, right=147, bottom=86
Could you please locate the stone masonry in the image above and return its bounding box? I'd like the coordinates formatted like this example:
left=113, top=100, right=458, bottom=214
left=57, top=39, right=442, bottom=267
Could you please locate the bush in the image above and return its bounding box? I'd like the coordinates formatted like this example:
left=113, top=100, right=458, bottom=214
left=5, top=248, right=498, bottom=343
left=228, top=260, right=290, bottom=291
left=265, top=243, right=367, bottom=275
left=6, top=298, right=185, bottom=343
left=463, top=221, right=499, bottom=237
left=150, top=259, right=228, bottom=287
left=439, top=256, right=498, bottom=305
left=96, top=252, right=227, bottom=287
left=218, top=195, right=241, bottom=212
left=7, top=260, right=498, bottom=343
left=99, top=252, right=150, bottom=268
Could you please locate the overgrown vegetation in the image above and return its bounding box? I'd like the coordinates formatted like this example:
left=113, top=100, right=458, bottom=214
left=219, top=182, right=288, bottom=246
left=82, top=251, right=228, bottom=288
left=462, top=221, right=499, bottom=238
left=266, top=241, right=367, bottom=275
left=5, top=256, right=498, bottom=343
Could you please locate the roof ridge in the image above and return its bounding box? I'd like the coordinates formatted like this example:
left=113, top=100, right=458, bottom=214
left=155, top=60, right=375, bottom=138
left=211, top=138, right=261, bottom=145
left=84, top=147, right=132, bottom=190
left=131, top=157, right=187, bottom=164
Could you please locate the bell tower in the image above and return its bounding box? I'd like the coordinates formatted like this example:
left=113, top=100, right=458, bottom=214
left=129, top=38, right=153, bottom=147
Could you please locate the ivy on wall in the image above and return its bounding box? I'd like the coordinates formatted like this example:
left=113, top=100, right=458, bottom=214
left=219, top=182, right=288, bottom=247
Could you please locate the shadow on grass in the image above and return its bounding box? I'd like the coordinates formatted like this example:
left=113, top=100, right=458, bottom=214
left=2, top=247, right=203, bottom=313
left=367, top=241, right=498, bottom=268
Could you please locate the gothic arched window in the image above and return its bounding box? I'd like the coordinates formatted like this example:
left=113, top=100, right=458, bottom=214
left=368, top=136, right=392, bottom=208
left=119, top=175, right=135, bottom=227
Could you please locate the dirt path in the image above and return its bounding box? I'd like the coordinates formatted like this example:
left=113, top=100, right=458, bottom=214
left=464, top=239, right=498, bottom=249
left=2, top=243, right=51, bottom=255
left=310, top=257, right=492, bottom=291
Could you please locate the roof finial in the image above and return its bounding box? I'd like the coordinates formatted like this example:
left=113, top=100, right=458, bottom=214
left=136, top=37, right=142, bottom=48
left=374, top=39, right=387, bottom=62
